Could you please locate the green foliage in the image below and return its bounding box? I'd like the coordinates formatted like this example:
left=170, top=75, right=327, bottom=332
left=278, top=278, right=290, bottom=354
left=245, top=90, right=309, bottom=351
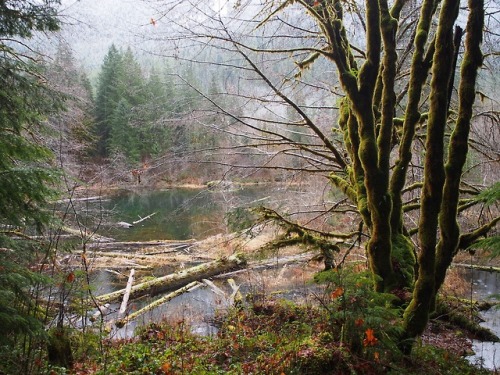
left=0, top=239, right=49, bottom=344
left=314, top=268, right=404, bottom=356
left=391, top=233, right=416, bottom=288
left=474, top=181, right=500, bottom=206
left=474, top=236, right=500, bottom=258
left=0, top=1, right=65, bottom=372
left=408, top=345, right=491, bottom=375
left=94, top=47, right=201, bottom=163
left=81, top=292, right=488, bottom=374
left=0, top=1, right=59, bottom=38
left=94, top=44, right=125, bottom=157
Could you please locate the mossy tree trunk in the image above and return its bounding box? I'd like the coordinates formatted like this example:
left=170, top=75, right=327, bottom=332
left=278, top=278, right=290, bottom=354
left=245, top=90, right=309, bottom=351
left=198, top=0, right=492, bottom=355
left=402, top=0, right=462, bottom=349
left=274, top=0, right=486, bottom=352
left=433, top=0, right=484, bottom=307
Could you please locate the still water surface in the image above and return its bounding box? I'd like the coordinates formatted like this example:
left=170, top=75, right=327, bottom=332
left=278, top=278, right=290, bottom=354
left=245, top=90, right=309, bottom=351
left=462, top=268, right=500, bottom=370
left=98, top=187, right=269, bottom=241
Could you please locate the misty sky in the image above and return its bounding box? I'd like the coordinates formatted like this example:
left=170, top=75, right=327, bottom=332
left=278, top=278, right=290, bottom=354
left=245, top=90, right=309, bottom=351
left=58, top=0, right=158, bottom=71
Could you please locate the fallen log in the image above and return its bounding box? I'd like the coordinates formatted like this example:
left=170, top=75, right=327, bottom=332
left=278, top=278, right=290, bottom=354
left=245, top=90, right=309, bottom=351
left=116, top=221, right=134, bottom=228
left=213, top=252, right=316, bottom=279
left=85, top=239, right=195, bottom=251
left=453, top=263, right=500, bottom=273
left=203, top=278, right=242, bottom=307
left=115, top=281, right=200, bottom=328
left=89, top=264, right=151, bottom=270
left=95, top=253, right=246, bottom=305
left=61, top=226, right=115, bottom=242
left=117, top=269, right=135, bottom=321
left=75, top=250, right=172, bottom=260
left=143, top=244, right=194, bottom=255
left=56, top=196, right=107, bottom=203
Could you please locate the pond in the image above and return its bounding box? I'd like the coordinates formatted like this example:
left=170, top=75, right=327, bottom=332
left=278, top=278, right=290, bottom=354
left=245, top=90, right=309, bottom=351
left=77, top=186, right=273, bottom=241
left=79, top=185, right=324, bottom=336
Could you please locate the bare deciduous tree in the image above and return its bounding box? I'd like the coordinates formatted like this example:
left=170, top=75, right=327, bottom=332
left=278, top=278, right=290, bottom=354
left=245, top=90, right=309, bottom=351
left=146, top=0, right=499, bottom=352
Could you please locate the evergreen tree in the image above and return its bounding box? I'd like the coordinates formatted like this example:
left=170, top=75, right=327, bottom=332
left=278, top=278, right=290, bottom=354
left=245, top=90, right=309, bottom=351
left=109, top=98, right=140, bottom=161
left=0, top=1, right=63, bottom=372
left=94, top=44, right=124, bottom=157
left=94, top=45, right=149, bottom=161
left=140, top=67, right=171, bottom=157
left=121, top=47, right=146, bottom=107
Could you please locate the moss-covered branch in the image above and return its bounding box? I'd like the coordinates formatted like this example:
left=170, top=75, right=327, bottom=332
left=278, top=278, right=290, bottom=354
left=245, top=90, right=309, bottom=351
left=458, top=215, right=500, bottom=250
left=390, top=0, right=439, bottom=234
left=255, top=207, right=359, bottom=241
left=377, top=0, right=398, bottom=175
left=435, top=0, right=485, bottom=299
left=403, top=0, right=461, bottom=350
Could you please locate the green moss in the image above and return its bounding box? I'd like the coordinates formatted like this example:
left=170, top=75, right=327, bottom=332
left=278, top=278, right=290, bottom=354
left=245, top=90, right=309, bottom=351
left=356, top=195, right=370, bottom=227
left=415, top=30, right=428, bottom=47
left=329, top=173, right=356, bottom=202
left=358, top=139, right=378, bottom=170
left=391, top=234, right=416, bottom=288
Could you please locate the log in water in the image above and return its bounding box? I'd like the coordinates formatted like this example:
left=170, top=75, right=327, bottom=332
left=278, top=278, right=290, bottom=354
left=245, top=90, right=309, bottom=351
left=94, top=253, right=246, bottom=305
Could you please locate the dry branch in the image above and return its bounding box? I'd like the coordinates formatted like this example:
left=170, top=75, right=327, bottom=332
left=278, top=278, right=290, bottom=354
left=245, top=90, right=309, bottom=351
left=453, top=263, right=500, bottom=273
left=60, top=226, right=114, bottom=242
left=85, top=239, right=195, bottom=252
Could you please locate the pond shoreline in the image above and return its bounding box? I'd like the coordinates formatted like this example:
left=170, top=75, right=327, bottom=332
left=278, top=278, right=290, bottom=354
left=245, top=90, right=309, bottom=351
left=71, top=180, right=300, bottom=198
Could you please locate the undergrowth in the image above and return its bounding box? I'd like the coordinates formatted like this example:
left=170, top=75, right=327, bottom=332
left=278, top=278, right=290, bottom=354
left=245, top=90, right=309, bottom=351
left=70, top=268, right=491, bottom=375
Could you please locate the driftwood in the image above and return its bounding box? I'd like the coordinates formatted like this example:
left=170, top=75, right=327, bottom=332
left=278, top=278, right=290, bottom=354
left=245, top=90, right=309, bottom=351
left=203, top=278, right=242, bottom=307
left=213, top=252, right=316, bottom=279
left=116, top=278, right=243, bottom=328
left=115, top=281, right=201, bottom=328
left=115, top=213, right=158, bottom=229
left=95, top=253, right=246, bottom=305
left=143, top=244, right=194, bottom=255
left=117, top=269, right=135, bottom=321
left=132, top=212, right=157, bottom=225
left=90, top=264, right=151, bottom=270
left=56, top=196, right=107, bottom=203
left=117, top=222, right=134, bottom=228
left=90, top=303, right=111, bottom=322
left=76, top=250, right=173, bottom=260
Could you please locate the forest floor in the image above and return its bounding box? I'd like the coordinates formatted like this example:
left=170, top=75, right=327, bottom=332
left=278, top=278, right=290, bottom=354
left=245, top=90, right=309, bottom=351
left=62, top=222, right=500, bottom=374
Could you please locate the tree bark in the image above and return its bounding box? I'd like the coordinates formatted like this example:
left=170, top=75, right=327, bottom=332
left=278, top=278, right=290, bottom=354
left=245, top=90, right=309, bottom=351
left=434, top=0, right=484, bottom=305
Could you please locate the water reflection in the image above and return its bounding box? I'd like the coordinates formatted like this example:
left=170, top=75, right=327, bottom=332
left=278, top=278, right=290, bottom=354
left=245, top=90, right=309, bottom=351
left=105, top=282, right=224, bottom=339
left=461, top=269, right=500, bottom=371
left=99, top=187, right=267, bottom=241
